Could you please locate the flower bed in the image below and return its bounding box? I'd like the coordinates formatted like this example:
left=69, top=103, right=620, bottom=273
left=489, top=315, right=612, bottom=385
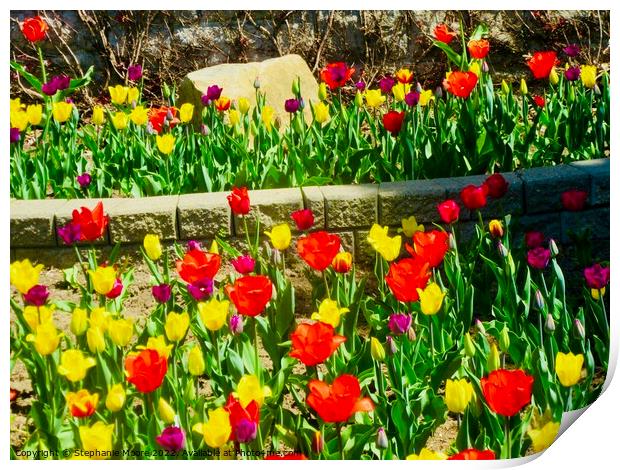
left=10, top=18, right=609, bottom=200
left=10, top=171, right=610, bottom=460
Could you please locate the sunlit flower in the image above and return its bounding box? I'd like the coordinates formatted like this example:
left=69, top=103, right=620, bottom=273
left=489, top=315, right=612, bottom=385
left=311, top=298, right=349, bottom=328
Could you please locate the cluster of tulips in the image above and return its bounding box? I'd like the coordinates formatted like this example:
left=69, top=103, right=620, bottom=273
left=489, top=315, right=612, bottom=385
left=10, top=168, right=609, bottom=459
left=10, top=17, right=609, bottom=200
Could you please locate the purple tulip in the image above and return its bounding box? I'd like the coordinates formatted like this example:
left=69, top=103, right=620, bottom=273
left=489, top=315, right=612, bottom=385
left=105, top=278, right=123, bottom=299
left=355, top=81, right=366, bottom=91
left=235, top=418, right=257, bottom=443
left=388, top=313, right=412, bottom=335
left=57, top=222, right=81, bottom=246
left=229, top=314, right=244, bottom=335
left=584, top=263, right=610, bottom=290
left=565, top=66, right=581, bottom=82
left=77, top=173, right=91, bottom=189
left=187, top=240, right=202, bottom=251
left=482, top=61, right=489, bottom=73
left=527, top=247, right=551, bottom=270
left=187, top=277, right=213, bottom=301
left=379, top=76, right=396, bottom=94
left=404, top=91, right=420, bottom=107
left=155, top=426, right=185, bottom=452
left=203, top=85, right=223, bottom=103
left=284, top=98, right=300, bottom=113
left=42, top=75, right=71, bottom=96
left=152, top=284, right=172, bottom=304
left=127, top=64, right=143, bottom=82
left=386, top=335, right=397, bottom=355
left=24, top=285, right=50, bottom=306
left=10, top=128, right=20, bottom=143
left=563, top=44, right=581, bottom=58
left=232, top=254, right=255, bottom=274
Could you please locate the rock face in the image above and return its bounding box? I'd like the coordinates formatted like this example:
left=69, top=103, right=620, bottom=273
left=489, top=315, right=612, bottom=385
left=177, top=54, right=318, bottom=127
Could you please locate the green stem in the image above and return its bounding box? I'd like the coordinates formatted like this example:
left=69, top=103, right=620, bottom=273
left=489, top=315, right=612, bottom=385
left=504, top=417, right=511, bottom=459
left=336, top=423, right=345, bottom=459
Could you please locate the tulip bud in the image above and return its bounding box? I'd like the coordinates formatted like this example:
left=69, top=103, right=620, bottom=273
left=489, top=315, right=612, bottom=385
left=497, top=241, right=509, bottom=258
left=386, top=335, right=397, bottom=355
left=230, top=314, right=244, bottom=335
left=544, top=313, right=556, bottom=333
left=254, top=77, right=261, bottom=89
left=594, top=84, right=601, bottom=95
left=166, top=109, right=174, bottom=121
left=131, top=100, right=137, bottom=110
left=370, top=337, right=386, bottom=362
left=568, top=85, right=575, bottom=102
left=549, top=67, right=559, bottom=85
left=292, top=77, right=300, bottom=96
left=499, top=326, right=510, bottom=353
left=475, top=319, right=486, bottom=335
left=354, top=91, right=363, bottom=107
left=186, top=379, right=196, bottom=401
left=464, top=332, right=476, bottom=358
left=487, top=343, right=500, bottom=371
left=535, top=290, right=545, bottom=310
left=407, top=327, right=417, bottom=342
left=318, top=82, right=328, bottom=101
left=573, top=319, right=585, bottom=340
left=448, top=232, right=457, bottom=251
left=201, top=124, right=210, bottom=136
left=158, top=398, right=176, bottom=424
left=70, top=307, right=88, bottom=336
left=163, top=83, right=171, bottom=99
left=209, top=240, right=219, bottom=254
left=501, top=80, right=510, bottom=95
left=376, top=427, right=388, bottom=449
left=416, top=82, right=423, bottom=93
left=489, top=220, right=504, bottom=238
left=105, top=384, right=126, bottom=412
left=549, top=239, right=559, bottom=257
left=520, top=79, right=528, bottom=95
left=312, top=430, right=324, bottom=454
left=434, top=86, right=443, bottom=99
left=482, top=61, right=489, bottom=73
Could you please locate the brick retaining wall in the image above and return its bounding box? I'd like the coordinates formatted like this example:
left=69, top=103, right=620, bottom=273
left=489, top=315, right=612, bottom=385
left=10, top=160, right=610, bottom=267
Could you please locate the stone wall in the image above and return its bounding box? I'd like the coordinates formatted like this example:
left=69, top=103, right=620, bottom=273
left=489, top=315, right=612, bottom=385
left=10, top=160, right=609, bottom=269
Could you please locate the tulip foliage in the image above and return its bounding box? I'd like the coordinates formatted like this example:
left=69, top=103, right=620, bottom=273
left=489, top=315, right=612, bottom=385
left=10, top=18, right=609, bottom=200
left=10, top=177, right=609, bottom=460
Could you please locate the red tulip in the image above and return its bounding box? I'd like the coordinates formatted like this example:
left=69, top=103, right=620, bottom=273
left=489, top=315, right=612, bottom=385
left=385, top=257, right=431, bottom=303
left=306, top=374, right=374, bottom=423
left=437, top=199, right=460, bottom=224
left=527, top=51, right=559, bottom=80
left=382, top=110, right=406, bottom=136
left=176, top=249, right=221, bottom=284
left=433, top=24, right=457, bottom=44
left=460, top=184, right=488, bottom=210
left=561, top=189, right=588, bottom=211
left=71, top=201, right=109, bottom=242
left=227, top=186, right=251, bottom=215
left=125, top=349, right=168, bottom=393
left=225, top=275, right=273, bottom=317
left=467, top=39, right=490, bottom=59
left=525, top=231, right=545, bottom=249
left=224, top=394, right=260, bottom=443
left=21, top=16, right=48, bottom=43
left=448, top=449, right=496, bottom=460
left=484, top=173, right=509, bottom=199
left=148, top=106, right=178, bottom=134
left=291, top=208, right=314, bottom=230
left=406, top=230, right=449, bottom=268
left=444, top=71, right=478, bottom=99
left=480, top=369, right=534, bottom=417
left=533, top=95, right=545, bottom=108
left=584, top=263, right=610, bottom=290
left=297, top=231, right=341, bottom=271
left=289, top=322, right=346, bottom=366
left=319, top=62, right=355, bottom=90
left=527, top=247, right=551, bottom=270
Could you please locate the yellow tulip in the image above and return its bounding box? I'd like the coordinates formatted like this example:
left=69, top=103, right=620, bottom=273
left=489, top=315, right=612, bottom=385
left=364, top=89, right=385, bottom=108
left=549, top=67, right=559, bottom=85
left=179, top=103, right=194, bottom=123
left=355, top=91, right=364, bottom=107
left=208, top=240, right=219, bottom=254
left=156, top=134, right=175, bottom=155
left=66, top=389, right=99, bottom=416
left=108, top=318, right=133, bottom=347
left=193, top=408, right=231, bottom=449
left=370, top=337, right=386, bottom=362
left=88, top=266, right=117, bottom=295
left=392, top=83, right=411, bottom=102
left=416, top=282, right=446, bottom=315
left=592, top=287, right=606, bottom=300
left=105, top=384, right=126, bottom=412
left=311, top=298, right=349, bottom=328
left=228, top=109, right=240, bottom=127
left=520, top=78, right=529, bottom=95
left=158, top=397, right=176, bottom=424
left=164, top=311, right=190, bottom=342
left=52, top=102, right=73, bottom=123
left=23, top=305, right=54, bottom=331
left=11, top=98, right=25, bottom=114
left=261, top=106, right=275, bottom=131
left=91, top=106, right=105, bottom=126
left=469, top=62, right=481, bottom=77
left=111, top=111, right=128, bottom=130
left=198, top=298, right=229, bottom=332
left=140, top=335, right=173, bottom=358
left=143, top=234, right=162, bottom=260
left=129, top=105, right=148, bottom=126
left=89, top=307, right=110, bottom=332
left=26, top=104, right=43, bottom=126
left=528, top=421, right=560, bottom=452
left=108, top=85, right=128, bottom=105
left=400, top=216, right=424, bottom=237
left=187, top=345, right=205, bottom=376
left=367, top=224, right=401, bottom=262
left=419, top=90, right=435, bottom=107
left=581, top=65, right=597, bottom=88
left=127, top=87, right=139, bottom=104
left=79, top=422, right=115, bottom=459
left=26, top=322, right=62, bottom=356
left=237, top=97, right=250, bottom=114
left=10, top=110, right=29, bottom=131
left=10, top=259, right=44, bottom=294
left=87, top=327, right=106, bottom=354
left=264, top=223, right=291, bottom=251
left=445, top=378, right=474, bottom=414
left=318, top=82, right=328, bottom=101
left=555, top=351, right=584, bottom=387
left=58, top=349, right=96, bottom=382
left=236, top=374, right=271, bottom=408
left=489, top=219, right=504, bottom=238
left=406, top=448, right=447, bottom=460
left=312, top=101, right=330, bottom=124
